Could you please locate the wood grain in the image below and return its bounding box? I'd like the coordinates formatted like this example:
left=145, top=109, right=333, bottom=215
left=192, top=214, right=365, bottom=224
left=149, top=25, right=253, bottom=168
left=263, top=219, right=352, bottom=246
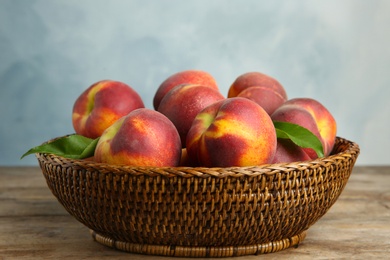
left=0, top=166, right=389, bottom=259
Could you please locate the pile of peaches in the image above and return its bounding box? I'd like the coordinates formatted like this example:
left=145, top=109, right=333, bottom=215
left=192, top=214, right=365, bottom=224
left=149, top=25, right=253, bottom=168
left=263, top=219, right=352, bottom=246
left=72, top=70, right=336, bottom=168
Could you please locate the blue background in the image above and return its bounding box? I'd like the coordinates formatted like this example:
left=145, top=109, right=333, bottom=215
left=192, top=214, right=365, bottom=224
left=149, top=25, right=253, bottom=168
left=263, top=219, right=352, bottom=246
left=1, top=0, right=389, bottom=166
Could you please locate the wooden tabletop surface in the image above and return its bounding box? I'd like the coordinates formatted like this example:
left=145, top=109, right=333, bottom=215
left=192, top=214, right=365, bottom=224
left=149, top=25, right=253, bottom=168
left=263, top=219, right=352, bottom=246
left=0, top=166, right=389, bottom=259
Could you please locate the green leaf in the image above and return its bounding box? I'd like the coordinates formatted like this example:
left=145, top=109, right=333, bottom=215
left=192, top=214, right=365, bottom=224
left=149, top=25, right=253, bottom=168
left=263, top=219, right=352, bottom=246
left=21, top=134, right=99, bottom=159
left=273, top=121, right=324, bottom=158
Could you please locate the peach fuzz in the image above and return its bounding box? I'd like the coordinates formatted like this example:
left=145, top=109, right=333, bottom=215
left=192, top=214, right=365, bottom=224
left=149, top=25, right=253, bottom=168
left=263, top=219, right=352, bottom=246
left=281, top=98, right=337, bottom=156
left=157, top=84, right=225, bottom=146
left=271, top=104, right=324, bottom=159
left=94, top=108, right=181, bottom=167
left=72, top=80, right=144, bottom=139
left=237, top=86, right=286, bottom=115
left=186, top=97, right=276, bottom=167
left=153, top=70, right=219, bottom=110
left=228, top=71, right=287, bottom=100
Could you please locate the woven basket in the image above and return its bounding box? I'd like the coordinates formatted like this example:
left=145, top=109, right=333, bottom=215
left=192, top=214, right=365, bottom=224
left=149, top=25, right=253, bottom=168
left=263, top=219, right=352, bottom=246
left=36, top=136, right=359, bottom=257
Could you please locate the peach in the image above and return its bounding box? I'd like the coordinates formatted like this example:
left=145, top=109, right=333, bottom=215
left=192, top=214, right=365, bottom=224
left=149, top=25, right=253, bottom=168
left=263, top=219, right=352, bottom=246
left=157, top=84, right=225, bottom=146
left=153, top=70, right=219, bottom=110
left=237, top=86, right=286, bottom=115
left=72, top=80, right=144, bottom=139
left=228, top=71, right=287, bottom=100
left=186, top=97, right=276, bottom=167
left=271, top=104, right=324, bottom=159
left=94, top=108, right=181, bottom=167
left=179, top=148, right=198, bottom=167
left=278, top=98, right=337, bottom=156
left=272, top=139, right=312, bottom=164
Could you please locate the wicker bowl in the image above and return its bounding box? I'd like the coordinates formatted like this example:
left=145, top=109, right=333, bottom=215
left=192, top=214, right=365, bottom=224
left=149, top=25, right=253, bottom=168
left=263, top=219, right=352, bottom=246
left=36, top=136, right=359, bottom=257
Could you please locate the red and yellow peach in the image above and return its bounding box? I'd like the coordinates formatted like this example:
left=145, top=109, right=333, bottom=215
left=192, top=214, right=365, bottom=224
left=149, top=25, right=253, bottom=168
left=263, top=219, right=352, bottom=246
left=94, top=108, right=182, bottom=167
left=157, top=84, right=225, bottom=146
left=72, top=80, right=144, bottom=139
left=280, top=98, right=337, bottom=156
left=271, top=98, right=337, bottom=158
left=186, top=97, right=277, bottom=167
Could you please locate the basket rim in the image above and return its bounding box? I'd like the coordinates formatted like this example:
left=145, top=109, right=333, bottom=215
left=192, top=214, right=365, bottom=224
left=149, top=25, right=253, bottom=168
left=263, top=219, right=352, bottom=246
left=36, top=136, right=359, bottom=178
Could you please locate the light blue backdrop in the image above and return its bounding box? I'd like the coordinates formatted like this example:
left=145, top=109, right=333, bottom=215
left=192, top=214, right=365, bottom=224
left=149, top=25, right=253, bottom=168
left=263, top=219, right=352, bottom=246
left=1, top=0, right=389, bottom=166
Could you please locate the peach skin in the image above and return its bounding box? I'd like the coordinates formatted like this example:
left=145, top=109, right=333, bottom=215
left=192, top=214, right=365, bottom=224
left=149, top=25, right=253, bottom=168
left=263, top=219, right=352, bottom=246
left=94, top=108, right=181, bottom=167
left=153, top=70, right=219, bottom=110
left=280, top=98, right=337, bottom=156
left=72, top=80, right=144, bottom=139
left=271, top=103, right=324, bottom=159
left=157, top=84, right=225, bottom=146
left=237, top=86, right=286, bottom=115
left=272, top=139, right=312, bottom=164
left=228, top=71, right=287, bottom=100
left=186, top=97, right=276, bottom=167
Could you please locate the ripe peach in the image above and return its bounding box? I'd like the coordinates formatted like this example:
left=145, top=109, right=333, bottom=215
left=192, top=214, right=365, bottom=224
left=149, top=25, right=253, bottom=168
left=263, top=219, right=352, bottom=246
left=72, top=80, right=144, bottom=139
left=279, top=98, right=337, bottom=156
left=272, top=139, right=311, bottom=164
left=186, top=97, right=276, bottom=167
left=153, top=70, right=219, bottom=110
left=94, top=108, right=182, bottom=167
left=271, top=104, right=324, bottom=159
left=237, top=86, right=286, bottom=115
left=228, top=71, right=287, bottom=100
left=157, top=84, right=225, bottom=146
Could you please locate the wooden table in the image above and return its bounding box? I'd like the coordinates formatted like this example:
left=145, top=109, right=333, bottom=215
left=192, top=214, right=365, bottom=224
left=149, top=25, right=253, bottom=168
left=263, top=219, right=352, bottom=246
left=1, top=166, right=389, bottom=259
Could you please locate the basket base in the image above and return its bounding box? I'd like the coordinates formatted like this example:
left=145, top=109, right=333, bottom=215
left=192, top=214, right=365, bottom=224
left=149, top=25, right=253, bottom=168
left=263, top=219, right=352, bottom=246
left=91, top=230, right=307, bottom=257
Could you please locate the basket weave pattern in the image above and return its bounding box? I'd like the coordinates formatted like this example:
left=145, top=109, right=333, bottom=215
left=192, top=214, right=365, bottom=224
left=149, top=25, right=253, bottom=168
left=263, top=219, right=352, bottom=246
left=37, top=137, right=359, bottom=257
